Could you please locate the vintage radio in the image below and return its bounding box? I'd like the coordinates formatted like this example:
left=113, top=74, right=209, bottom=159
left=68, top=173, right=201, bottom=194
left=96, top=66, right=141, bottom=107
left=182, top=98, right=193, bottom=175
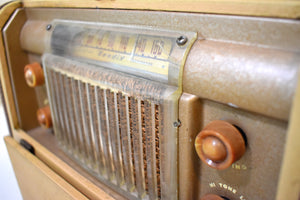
left=1, top=1, right=300, bottom=200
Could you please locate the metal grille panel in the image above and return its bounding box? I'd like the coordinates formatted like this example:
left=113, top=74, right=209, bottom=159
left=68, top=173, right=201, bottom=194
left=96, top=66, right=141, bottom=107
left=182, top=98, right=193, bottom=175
left=47, top=68, right=163, bottom=199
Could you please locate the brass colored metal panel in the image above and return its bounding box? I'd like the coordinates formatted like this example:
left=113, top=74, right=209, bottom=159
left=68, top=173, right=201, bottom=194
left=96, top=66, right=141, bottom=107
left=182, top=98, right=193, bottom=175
left=4, top=136, right=89, bottom=200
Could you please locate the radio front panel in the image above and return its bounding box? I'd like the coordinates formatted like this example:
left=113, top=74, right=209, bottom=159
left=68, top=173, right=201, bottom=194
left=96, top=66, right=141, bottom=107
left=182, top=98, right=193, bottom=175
left=1, top=5, right=300, bottom=200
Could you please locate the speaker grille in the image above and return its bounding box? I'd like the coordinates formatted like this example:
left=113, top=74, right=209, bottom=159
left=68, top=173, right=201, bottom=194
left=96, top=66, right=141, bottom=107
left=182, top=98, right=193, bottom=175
left=46, top=67, right=164, bottom=199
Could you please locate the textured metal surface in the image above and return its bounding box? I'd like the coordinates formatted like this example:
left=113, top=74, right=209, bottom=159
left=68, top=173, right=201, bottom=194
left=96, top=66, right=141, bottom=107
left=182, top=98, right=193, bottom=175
left=184, top=40, right=299, bottom=121
left=178, top=93, right=288, bottom=199
left=186, top=100, right=287, bottom=200
left=21, top=8, right=300, bottom=53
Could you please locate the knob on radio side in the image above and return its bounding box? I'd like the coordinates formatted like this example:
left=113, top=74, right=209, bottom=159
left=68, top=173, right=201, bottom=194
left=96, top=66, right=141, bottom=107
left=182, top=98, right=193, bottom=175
left=37, top=106, right=52, bottom=128
left=24, top=62, right=44, bottom=87
left=195, top=120, right=246, bottom=170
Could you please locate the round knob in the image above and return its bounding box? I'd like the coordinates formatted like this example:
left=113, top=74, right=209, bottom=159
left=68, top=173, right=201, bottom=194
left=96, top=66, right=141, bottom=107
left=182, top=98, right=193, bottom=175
left=24, top=62, right=44, bottom=87
left=200, top=194, right=226, bottom=200
left=202, top=136, right=227, bottom=162
left=195, top=120, right=246, bottom=170
left=37, top=106, right=52, bottom=128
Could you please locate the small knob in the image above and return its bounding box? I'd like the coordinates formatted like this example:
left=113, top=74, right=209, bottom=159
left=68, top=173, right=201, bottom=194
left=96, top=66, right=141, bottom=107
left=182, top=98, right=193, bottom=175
left=24, top=62, right=44, bottom=87
left=37, top=106, right=52, bottom=128
left=195, top=120, right=246, bottom=170
left=200, top=194, right=227, bottom=200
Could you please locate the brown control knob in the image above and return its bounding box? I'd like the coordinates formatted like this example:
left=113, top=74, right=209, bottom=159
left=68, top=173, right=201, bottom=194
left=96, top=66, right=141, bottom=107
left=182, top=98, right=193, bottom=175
left=37, top=106, right=52, bottom=128
left=200, top=194, right=226, bottom=200
left=195, top=120, right=246, bottom=170
left=24, top=62, right=44, bottom=87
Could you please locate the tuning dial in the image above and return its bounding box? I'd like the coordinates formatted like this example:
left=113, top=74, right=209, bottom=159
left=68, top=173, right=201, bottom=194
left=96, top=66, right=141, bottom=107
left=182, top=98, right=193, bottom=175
left=195, top=120, right=246, bottom=169
left=24, top=62, right=44, bottom=87
left=200, top=194, right=228, bottom=200
left=37, top=106, right=52, bottom=128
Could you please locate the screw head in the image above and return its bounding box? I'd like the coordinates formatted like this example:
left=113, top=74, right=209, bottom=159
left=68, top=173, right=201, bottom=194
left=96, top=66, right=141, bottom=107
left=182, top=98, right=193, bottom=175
left=46, top=24, right=52, bottom=31
left=173, top=120, right=181, bottom=128
left=176, top=35, right=188, bottom=46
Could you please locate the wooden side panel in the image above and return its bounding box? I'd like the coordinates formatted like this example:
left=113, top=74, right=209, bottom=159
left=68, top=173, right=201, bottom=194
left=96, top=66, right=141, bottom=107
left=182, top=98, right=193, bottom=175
left=12, top=129, right=117, bottom=200
left=22, top=0, right=300, bottom=19
left=4, top=136, right=88, bottom=200
left=276, top=74, right=300, bottom=200
left=0, top=1, right=21, bottom=131
left=2, top=8, right=40, bottom=131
